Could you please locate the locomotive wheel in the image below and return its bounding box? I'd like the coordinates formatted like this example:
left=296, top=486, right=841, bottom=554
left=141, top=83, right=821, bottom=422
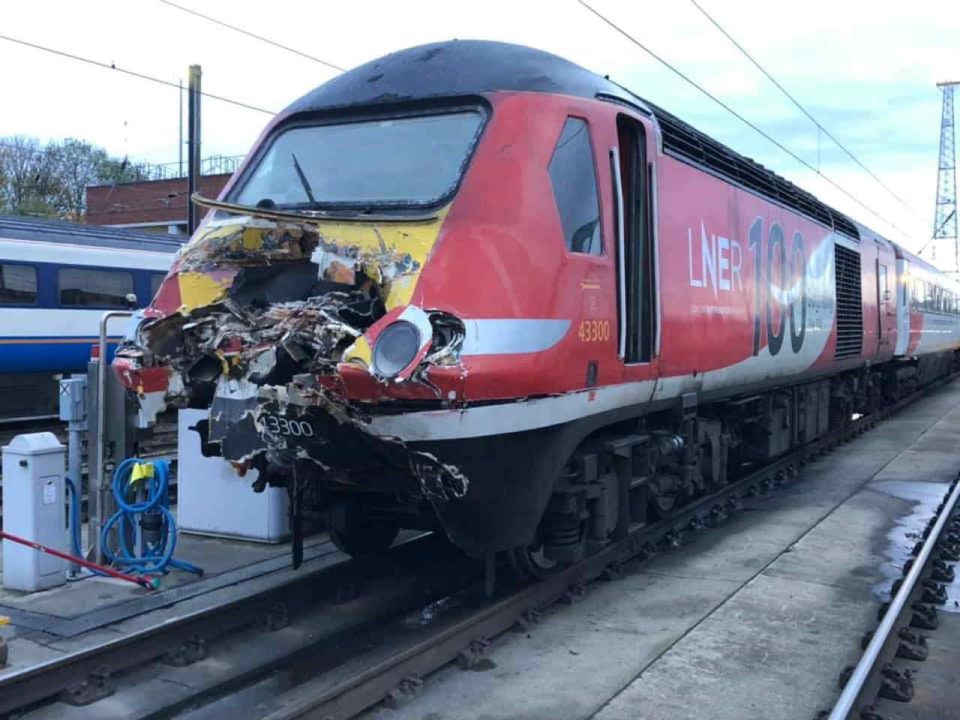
left=509, top=542, right=562, bottom=580
left=325, top=503, right=400, bottom=558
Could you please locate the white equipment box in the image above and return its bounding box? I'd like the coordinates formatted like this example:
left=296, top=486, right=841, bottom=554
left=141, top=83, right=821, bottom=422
left=177, top=409, right=289, bottom=543
left=2, top=433, right=67, bottom=592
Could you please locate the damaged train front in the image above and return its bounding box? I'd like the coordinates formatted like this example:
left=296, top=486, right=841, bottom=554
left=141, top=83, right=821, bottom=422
left=113, top=97, right=496, bottom=560
left=113, top=200, right=475, bottom=553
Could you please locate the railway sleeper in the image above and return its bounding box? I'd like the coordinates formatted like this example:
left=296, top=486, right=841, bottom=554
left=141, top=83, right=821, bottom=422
left=879, top=666, right=914, bottom=703
left=59, top=666, right=114, bottom=706
left=456, top=636, right=491, bottom=670
left=511, top=608, right=542, bottom=633
left=383, top=673, right=424, bottom=710
left=860, top=628, right=928, bottom=662
left=873, top=601, right=939, bottom=630
left=260, top=602, right=290, bottom=631
left=162, top=635, right=208, bottom=667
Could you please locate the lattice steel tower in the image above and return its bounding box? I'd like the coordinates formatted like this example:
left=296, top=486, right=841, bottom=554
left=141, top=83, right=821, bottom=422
left=932, top=82, right=958, bottom=274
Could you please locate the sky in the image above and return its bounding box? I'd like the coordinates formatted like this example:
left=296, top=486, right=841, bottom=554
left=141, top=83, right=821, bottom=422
left=0, top=0, right=958, bottom=254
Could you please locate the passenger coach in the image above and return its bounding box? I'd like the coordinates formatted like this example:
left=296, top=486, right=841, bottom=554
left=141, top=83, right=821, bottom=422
left=0, top=216, right=178, bottom=419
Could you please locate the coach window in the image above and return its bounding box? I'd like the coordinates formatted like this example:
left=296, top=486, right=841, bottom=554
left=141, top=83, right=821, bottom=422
left=59, top=268, right=134, bottom=308
left=549, top=117, right=602, bottom=255
left=0, top=264, right=38, bottom=304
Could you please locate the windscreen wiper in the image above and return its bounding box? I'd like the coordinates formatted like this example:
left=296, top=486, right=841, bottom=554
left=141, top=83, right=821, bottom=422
left=192, top=194, right=440, bottom=223
left=290, top=152, right=317, bottom=205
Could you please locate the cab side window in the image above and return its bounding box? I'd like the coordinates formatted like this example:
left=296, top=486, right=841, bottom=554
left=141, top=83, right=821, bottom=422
left=549, top=117, right=601, bottom=255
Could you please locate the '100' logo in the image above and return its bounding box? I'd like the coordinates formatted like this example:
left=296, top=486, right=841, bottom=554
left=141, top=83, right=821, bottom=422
left=749, top=218, right=806, bottom=356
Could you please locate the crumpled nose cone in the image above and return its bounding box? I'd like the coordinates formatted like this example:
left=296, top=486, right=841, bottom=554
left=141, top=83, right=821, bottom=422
left=112, top=208, right=469, bottom=487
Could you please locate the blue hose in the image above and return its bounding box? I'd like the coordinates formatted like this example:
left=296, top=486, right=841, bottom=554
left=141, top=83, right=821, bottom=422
left=99, top=458, right=203, bottom=577
left=65, top=475, right=85, bottom=560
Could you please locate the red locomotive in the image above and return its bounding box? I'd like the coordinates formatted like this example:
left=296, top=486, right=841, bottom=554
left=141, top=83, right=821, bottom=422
left=114, top=40, right=960, bottom=577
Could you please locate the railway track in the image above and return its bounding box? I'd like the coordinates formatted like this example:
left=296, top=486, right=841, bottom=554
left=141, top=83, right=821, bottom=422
left=0, top=377, right=954, bottom=720
left=826, top=472, right=960, bottom=719
left=0, top=534, right=474, bottom=717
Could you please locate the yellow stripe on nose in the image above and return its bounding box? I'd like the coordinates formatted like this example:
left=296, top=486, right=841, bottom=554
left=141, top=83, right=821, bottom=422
left=178, top=272, right=232, bottom=310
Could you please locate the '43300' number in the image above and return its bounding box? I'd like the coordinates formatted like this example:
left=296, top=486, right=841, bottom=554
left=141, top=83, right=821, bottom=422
left=263, top=414, right=315, bottom=437
left=578, top=319, right=610, bottom=343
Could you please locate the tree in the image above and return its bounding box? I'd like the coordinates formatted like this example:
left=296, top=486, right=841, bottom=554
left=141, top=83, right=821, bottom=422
left=0, top=136, right=60, bottom=216
left=0, top=135, right=152, bottom=220
left=51, top=139, right=110, bottom=219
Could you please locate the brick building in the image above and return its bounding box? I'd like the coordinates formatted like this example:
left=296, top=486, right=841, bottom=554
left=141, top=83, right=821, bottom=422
left=85, top=174, right=232, bottom=235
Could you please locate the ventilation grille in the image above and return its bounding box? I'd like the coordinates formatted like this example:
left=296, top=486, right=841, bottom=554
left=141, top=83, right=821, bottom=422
left=643, top=101, right=861, bottom=241
left=834, top=244, right=863, bottom=359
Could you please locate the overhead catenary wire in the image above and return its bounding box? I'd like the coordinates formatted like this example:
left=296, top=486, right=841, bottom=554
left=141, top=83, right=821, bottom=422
left=0, top=32, right=276, bottom=117
left=575, top=0, right=912, bottom=242
left=156, top=0, right=346, bottom=73
left=687, top=0, right=928, bottom=227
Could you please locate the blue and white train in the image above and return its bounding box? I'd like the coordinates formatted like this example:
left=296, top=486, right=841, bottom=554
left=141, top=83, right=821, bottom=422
left=0, top=216, right=179, bottom=420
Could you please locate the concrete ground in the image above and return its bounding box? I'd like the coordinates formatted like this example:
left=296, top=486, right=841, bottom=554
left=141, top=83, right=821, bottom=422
left=362, top=381, right=960, bottom=720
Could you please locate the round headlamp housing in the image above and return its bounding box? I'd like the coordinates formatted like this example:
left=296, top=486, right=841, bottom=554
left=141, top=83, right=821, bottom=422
left=372, top=320, right=422, bottom=379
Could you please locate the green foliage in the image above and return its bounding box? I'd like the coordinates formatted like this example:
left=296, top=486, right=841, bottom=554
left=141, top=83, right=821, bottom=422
left=0, top=135, right=149, bottom=221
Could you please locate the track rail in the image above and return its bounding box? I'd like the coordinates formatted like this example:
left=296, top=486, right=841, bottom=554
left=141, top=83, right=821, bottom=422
left=828, top=473, right=960, bottom=719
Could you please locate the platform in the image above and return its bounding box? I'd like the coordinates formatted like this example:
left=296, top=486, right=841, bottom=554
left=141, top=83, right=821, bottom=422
left=360, top=380, right=960, bottom=720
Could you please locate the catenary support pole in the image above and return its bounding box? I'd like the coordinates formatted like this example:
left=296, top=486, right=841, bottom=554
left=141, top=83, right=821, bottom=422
left=187, top=64, right=202, bottom=235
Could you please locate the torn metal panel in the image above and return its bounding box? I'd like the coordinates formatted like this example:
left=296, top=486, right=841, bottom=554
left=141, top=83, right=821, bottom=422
left=114, top=206, right=472, bottom=507
left=206, top=374, right=469, bottom=501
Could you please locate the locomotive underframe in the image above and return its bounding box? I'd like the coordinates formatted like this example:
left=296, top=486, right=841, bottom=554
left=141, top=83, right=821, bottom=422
left=187, top=347, right=960, bottom=571
left=495, top=350, right=959, bottom=576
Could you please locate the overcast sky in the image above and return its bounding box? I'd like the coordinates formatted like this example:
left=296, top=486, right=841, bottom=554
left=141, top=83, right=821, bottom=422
left=1, top=0, right=957, bottom=253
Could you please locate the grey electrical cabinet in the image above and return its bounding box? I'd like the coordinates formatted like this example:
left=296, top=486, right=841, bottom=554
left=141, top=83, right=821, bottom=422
left=2, top=433, right=67, bottom=592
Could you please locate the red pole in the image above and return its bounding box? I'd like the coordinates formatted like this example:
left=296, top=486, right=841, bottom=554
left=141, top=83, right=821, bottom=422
left=0, top=529, right=158, bottom=590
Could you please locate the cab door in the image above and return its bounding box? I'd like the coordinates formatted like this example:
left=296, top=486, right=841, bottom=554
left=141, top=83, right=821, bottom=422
left=875, top=240, right=897, bottom=360
left=611, top=113, right=655, bottom=365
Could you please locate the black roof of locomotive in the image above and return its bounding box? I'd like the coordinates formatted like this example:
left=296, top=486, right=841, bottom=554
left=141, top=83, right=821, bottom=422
left=282, top=40, right=861, bottom=240
left=284, top=40, right=633, bottom=114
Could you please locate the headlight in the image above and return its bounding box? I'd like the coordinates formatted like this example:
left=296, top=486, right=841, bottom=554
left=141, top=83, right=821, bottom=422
left=372, top=321, right=421, bottom=379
